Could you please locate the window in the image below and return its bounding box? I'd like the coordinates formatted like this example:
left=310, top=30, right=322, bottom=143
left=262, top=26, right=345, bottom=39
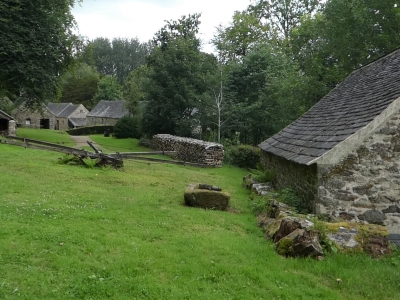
left=25, top=118, right=31, bottom=125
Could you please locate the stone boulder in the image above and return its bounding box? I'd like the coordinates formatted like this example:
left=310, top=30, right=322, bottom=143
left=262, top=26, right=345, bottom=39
left=358, top=210, right=387, bottom=225
left=184, top=183, right=230, bottom=210
left=328, top=227, right=359, bottom=249
left=276, top=229, right=323, bottom=258
left=273, top=216, right=314, bottom=243
left=382, top=205, right=400, bottom=214
left=364, top=235, right=390, bottom=258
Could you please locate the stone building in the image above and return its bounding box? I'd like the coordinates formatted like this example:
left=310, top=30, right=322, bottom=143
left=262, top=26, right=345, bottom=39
left=13, top=103, right=55, bottom=129
left=0, top=109, right=16, bottom=135
left=13, top=102, right=88, bottom=130
left=259, top=49, right=400, bottom=231
left=87, top=100, right=128, bottom=126
left=47, top=103, right=88, bottom=131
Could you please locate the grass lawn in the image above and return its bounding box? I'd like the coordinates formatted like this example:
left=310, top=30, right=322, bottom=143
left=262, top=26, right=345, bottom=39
left=89, top=135, right=150, bottom=153
left=0, top=134, right=399, bottom=299
left=16, top=128, right=75, bottom=147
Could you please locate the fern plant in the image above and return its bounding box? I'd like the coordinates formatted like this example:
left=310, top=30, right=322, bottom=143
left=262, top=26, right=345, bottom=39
left=249, top=163, right=276, bottom=183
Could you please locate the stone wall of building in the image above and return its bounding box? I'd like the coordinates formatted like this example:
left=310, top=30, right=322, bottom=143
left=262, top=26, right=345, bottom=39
left=318, top=113, right=400, bottom=231
left=55, top=117, right=69, bottom=131
left=152, top=134, right=224, bottom=167
left=87, top=117, right=119, bottom=126
left=12, top=105, right=55, bottom=129
left=56, top=105, right=89, bottom=131
left=260, top=152, right=318, bottom=212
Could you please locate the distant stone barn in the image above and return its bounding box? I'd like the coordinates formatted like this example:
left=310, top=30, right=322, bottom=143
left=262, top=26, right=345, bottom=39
left=87, top=100, right=128, bottom=126
left=259, top=49, right=400, bottom=231
left=13, top=102, right=88, bottom=130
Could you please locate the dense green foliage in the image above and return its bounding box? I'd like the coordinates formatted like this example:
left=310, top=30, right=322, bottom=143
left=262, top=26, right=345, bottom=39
left=92, top=76, right=123, bottom=102
left=142, top=14, right=217, bottom=137
left=81, top=37, right=152, bottom=84
left=291, top=0, right=400, bottom=91
left=224, top=45, right=307, bottom=145
left=66, top=125, right=114, bottom=136
left=0, top=0, right=78, bottom=106
left=59, top=63, right=100, bottom=109
left=113, top=116, right=141, bottom=139
left=224, top=144, right=261, bottom=169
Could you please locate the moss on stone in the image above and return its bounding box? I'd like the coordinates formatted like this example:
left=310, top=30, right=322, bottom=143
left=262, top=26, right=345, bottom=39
left=184, top=184, right=230, bottom=210
left=276, top=237, right=294, bottom=256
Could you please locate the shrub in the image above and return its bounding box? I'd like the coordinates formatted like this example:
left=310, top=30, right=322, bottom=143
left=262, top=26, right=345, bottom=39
left=67, top=126, right=114, bottom=136
left=249, top=163, right=276, bottom=183
left=224, top=144, right=261, bottom=169
left=113, top=116, right=141, bottom=139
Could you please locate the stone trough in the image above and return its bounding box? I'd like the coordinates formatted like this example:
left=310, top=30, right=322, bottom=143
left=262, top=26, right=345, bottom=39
left=184, top=183, right=230, bottom=210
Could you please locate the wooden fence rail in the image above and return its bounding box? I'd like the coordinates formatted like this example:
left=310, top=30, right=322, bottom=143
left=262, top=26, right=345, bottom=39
left=1, top=135, right=213, bottom=168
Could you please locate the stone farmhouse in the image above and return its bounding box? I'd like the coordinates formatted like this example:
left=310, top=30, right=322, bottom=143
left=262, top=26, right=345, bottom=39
left=13, top=102, right=88, bottom=130
left=47, top=103, right=88, bottom=131
left=259, top=48, right=400, bottom=231
left=0, top=109, right=16, bottom=135
left=87, top=100, right=128, bottom=126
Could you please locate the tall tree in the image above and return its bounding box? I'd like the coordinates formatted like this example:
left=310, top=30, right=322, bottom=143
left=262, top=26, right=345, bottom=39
left=0, top=0, right=79, bottom=106
left=123, top=66, right=149, bottom=116
left=92, top=76, right=123, bottom=103
left=249, top=0, right=321, bottom=41
left=142, top=14, right=217, bottom=137
left=224, top=45, right=307, bottom=145
left=59, top=63, right=100, bottom=110
left=212, top=10, right=270, bottom=62
left=291, top=0, right=400, bottom=98
left=81, top=37, right=152, bottom=84
left=153, top=13, right=202, bottom=50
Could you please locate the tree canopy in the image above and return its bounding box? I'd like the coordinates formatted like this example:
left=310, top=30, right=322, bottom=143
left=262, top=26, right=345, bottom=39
left=0, top=0, right=79, bottom=106
left=142, top=14, right=217, bottom=137
left=80, top=37, right=152, bottom=85
left=59, top=63, right=100, bottom=110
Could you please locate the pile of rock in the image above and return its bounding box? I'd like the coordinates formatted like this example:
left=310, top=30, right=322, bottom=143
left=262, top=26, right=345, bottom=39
left=152, top=134, right=224, bottom=167
left=258, top=202, right=390, bottom=258
left=244, top=174, right=391, bottom=258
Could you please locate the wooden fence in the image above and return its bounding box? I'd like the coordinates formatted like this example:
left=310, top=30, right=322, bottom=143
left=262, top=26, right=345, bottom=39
left=0, top=135, right=216, bottom=168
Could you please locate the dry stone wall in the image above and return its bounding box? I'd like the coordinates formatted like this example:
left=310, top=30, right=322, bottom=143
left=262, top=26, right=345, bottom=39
left=260, top=152, right=318, bottom=212
left=152, top=134, right=224, bottom=167
left=318, top=112, right=400, bottom=232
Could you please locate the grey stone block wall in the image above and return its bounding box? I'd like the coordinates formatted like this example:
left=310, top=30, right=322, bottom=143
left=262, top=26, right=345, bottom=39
left=152, top=134, right=224, bottom=167
left=12, top=105, right=55, bottom=129
left=318, top=113, right=400, bottom=231
left=87, top=117, right=119, bottom=126
left=260, top=152, right=318, bottom=212
left=8, top=120, right=16, bottom=136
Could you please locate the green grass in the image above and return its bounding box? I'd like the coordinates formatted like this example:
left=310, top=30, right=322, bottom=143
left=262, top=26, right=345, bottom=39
left=89, top=135, right=150, bottom=153
left=16, top=128, right=75, bottom=146
left=0, top=143, right=399, bottom=299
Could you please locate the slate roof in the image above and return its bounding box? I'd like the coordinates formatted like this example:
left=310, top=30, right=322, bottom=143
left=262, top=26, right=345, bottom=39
left=57, top=104, right=81, bottom=118
left=46, top=103, right=73, bottom=116
left=87, top=100, right=128, bottom=119
left=0, top=109, right=14, bottom=120
left=69, top=118, right=87, bottom=127
left=259, top=48, right=400, bottom=165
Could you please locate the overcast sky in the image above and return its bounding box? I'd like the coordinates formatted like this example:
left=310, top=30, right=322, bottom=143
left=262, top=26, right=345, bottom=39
left=72, top=0, right=252, bottom=53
